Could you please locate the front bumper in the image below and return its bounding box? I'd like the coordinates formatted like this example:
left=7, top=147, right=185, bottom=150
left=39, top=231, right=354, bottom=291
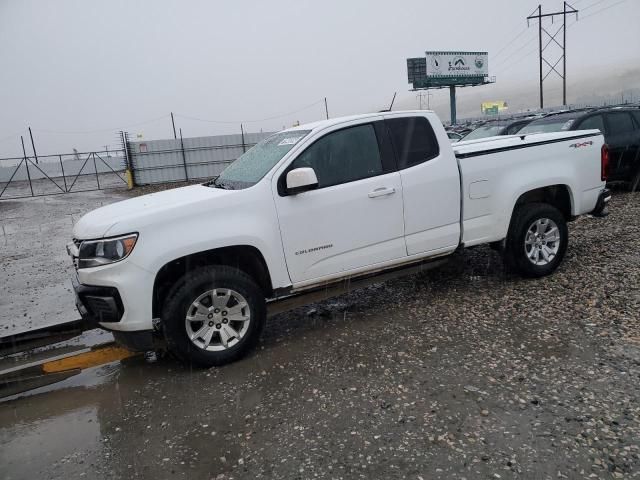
left=65, top=245, right=155, bottom=332
left=590, top=188, right=611, bottom=217
left=72, top=275, right=156, bottom=351
left=72, top=275, right=125, bottom=327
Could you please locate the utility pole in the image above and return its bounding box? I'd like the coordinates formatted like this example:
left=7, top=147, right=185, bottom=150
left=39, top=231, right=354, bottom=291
left=324, top=97, right=329, bottom=119
left=416, top=91, right=433, bottom=110
left=527, top=2, right=578, bottom=109
left=538, top=4, right=543, bottom=109
left=563, top=1, right=567, bottom=106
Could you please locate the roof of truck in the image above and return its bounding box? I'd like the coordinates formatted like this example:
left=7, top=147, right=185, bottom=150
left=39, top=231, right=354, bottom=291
left=283, top=110, right=436, bottom=133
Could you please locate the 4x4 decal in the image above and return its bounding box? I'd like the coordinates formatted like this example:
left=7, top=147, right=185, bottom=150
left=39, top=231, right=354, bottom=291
left=569, top=141, right=593, bottom=149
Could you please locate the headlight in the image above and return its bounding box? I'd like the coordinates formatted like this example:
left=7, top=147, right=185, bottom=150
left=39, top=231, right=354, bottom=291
left=78, top=233, right=138, bottom=268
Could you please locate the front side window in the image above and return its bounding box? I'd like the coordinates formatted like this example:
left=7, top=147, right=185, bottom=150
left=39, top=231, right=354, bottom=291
left=291, top=124, right=382, bottom=188
left=213, top=130, right=310, bottom=189
left=386, top=117, right=439, bottom=169
left=577, top=115, right=605, bottom=133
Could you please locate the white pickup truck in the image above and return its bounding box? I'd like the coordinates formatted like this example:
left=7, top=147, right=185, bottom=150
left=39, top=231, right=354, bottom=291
left=68, top=111, right=611, bottom=366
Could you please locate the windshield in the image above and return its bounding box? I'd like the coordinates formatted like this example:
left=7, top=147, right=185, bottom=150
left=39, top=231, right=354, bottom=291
left=212, top=130, right=311, bottom=189
left=518, top=115, right=579, bottom=134
left=462, top=125, right=505, bottom=141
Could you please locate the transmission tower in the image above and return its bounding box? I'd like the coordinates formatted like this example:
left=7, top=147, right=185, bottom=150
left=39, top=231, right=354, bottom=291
left=416, top=91, right=433, bottom=110
left=527, top=2, right=578, bottom=108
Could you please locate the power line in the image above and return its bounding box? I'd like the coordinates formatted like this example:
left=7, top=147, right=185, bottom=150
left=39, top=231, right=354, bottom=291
left=493, top=27, right=530, bottom=60
left=0, top=130, right=27, bottom=144
left=492, top=30, right=537, bottom=70
left=579, top=0, right=611, bottom=12
left=494, top=45, right=539, bottom=74
left=497, top=0, right=628, bottom=82
left=493, top=0, right=626, bottom=76
left=33, top=114, right=170, bottom=135
left=566, top=0, right=628, bottom=28
left=174, top=99, right=325, bottom=124
left=580, top=0, right=627, bottom=19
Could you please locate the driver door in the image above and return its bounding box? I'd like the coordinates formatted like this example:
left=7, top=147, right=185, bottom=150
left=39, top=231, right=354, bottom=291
left=273, top=120, right=406, bottom=285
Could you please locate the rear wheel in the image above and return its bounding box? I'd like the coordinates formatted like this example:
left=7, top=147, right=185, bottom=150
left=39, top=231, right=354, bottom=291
left=162, top=266, right=265, bottom=367
left=503, top=203, right=568, bottom=278
left=629, top=169, right=640, bottom=193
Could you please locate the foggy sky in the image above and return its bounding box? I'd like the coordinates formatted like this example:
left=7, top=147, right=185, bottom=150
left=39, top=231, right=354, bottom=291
left=1, top=0, right=639, bottom=157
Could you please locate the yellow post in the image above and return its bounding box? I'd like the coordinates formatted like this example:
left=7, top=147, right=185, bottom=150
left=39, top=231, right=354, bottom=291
left=125, top=169, right=134, bottom=190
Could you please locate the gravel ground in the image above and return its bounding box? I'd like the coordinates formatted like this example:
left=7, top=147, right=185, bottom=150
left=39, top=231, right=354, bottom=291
left=1, top=189, right=639, bottom=480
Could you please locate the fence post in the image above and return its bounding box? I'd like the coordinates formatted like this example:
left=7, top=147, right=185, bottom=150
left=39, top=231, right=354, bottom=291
left=120, top=131, right=135, bottom=189
left=179, top=128, right=189, bottom=181
left=21, top=136, right=34, bottom=197
left=59, top=154, right=68, bottom=192
left=28, top=127, right=39, bottom=165
left=92, top=153, right=101, bottom=189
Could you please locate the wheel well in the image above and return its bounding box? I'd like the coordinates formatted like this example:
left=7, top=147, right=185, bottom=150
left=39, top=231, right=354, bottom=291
left=152, top=246, right=272, bottom=318
left=514, top=185, right=572, bottom=220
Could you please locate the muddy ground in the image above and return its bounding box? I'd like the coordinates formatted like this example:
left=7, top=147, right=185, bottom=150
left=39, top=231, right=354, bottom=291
left=0, top=182, right=129, bottom=334
left=1, top=187, right=639, bottom=479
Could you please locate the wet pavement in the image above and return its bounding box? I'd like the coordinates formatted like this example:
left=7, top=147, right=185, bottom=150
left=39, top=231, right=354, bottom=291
left=0, top=183, right=129, bottom=335
left=1, top=189, right=640, bottom=479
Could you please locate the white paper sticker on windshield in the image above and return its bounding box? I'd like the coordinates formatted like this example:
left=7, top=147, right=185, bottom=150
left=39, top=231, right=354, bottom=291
left=278, top=136, right=304, bottom=146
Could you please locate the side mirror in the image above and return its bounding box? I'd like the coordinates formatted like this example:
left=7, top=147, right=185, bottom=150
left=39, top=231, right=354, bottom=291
left=286, top=167, right=318, bottom=195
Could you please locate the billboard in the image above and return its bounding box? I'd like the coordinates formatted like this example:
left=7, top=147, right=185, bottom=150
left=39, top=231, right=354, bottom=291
left=481, top=101, right=508, bottom=115
left=425, top=51, right=488, bottom=78
left=406, top=57, right=426, bottom=84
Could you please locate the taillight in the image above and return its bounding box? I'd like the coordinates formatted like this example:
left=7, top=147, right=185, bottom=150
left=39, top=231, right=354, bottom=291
left=601, top=144, right=610, bottom=181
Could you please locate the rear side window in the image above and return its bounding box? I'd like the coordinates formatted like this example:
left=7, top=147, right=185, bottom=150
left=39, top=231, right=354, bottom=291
left=577, top=115, right=605, bottom=133
left=291, top=124, right=382, bottom=188
left=385, top=117, right=439, bottom=169
left=607, top=112, right=635, bottom=134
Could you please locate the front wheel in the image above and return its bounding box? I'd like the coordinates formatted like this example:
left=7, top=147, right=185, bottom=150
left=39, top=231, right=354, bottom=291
left=503, top=203, right=568, bottom=278
left=162, top=266, right=266, bottom=367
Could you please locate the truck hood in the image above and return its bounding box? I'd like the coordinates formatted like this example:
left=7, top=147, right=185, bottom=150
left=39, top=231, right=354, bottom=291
left=73, top=185, right=233, bottom=239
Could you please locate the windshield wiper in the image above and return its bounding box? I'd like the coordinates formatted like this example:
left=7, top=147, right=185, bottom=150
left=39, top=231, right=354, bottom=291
left=208, top=178, right=234, bottom=190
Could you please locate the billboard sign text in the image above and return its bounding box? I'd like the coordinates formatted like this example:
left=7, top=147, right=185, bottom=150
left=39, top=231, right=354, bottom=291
left=425, top=51, right=488, bottom=78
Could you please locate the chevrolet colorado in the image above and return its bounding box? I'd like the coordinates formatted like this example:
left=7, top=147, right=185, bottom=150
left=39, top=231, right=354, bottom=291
left=67, top=111, right=611, bottom=366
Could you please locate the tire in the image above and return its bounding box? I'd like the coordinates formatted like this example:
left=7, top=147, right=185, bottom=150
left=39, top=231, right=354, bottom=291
left=162, top=266, right=266, bottom=367
left=629, top=170, right=640, bottom=193
left=503, top=203, right=568, bottom=278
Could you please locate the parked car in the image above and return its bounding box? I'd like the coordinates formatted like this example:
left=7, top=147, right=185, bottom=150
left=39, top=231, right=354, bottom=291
left=68, top=111, right=610, bottom=366
left=519, top=107, right=640, bottom=186
left=461, top=118, right=534, bottom=141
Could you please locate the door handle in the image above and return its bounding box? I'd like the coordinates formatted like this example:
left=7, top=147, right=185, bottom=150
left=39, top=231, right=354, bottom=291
left=368, top=187, right=396, bottom=198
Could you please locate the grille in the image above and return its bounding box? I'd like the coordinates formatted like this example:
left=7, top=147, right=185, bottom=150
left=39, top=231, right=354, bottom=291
left=82, top=295, right=122, bottom=322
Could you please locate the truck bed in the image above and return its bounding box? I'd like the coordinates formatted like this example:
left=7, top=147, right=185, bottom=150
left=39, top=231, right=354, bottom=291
left=453, top=130, right=604, bottom=247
